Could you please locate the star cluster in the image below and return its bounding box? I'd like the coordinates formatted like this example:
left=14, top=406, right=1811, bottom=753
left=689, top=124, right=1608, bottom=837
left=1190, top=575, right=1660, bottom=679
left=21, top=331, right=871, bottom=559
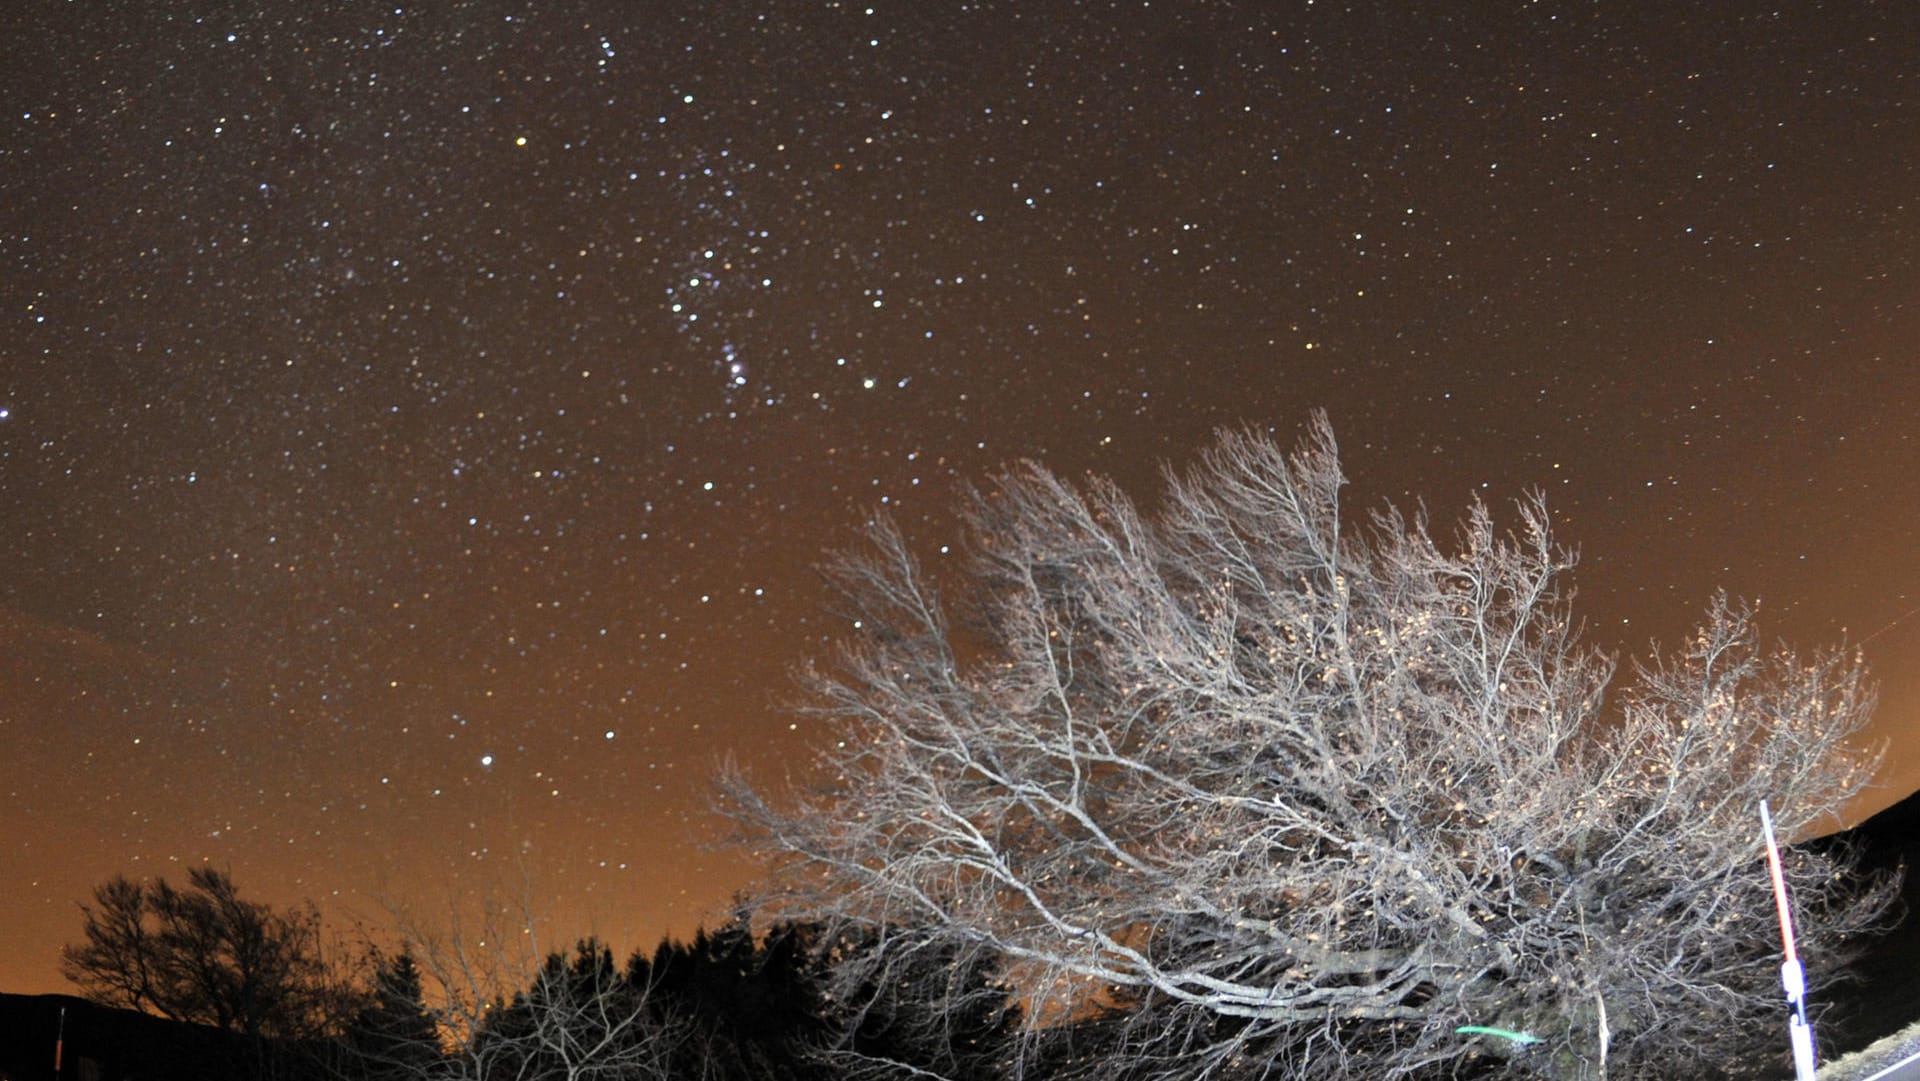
left=1, top=1, right=1915, bottom=992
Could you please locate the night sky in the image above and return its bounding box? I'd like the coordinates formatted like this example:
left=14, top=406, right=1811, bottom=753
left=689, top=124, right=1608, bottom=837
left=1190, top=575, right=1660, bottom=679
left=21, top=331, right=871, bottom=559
left=2, top=1, right=1916, bottom=995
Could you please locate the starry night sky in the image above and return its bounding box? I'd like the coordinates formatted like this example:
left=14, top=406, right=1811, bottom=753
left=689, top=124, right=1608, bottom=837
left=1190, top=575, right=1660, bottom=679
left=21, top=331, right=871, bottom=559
left=2, top=1, right=1916, bottom=994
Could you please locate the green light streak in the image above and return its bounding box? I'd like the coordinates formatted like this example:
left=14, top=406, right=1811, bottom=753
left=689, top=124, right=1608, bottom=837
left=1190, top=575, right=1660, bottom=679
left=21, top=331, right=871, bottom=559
left=1455, top=1025, right=1544, bottom=1046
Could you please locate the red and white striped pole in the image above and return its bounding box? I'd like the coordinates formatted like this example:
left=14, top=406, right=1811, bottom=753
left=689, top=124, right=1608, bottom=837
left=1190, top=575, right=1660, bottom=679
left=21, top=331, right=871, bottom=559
left=1760, top=799, right=1816, bottom=1081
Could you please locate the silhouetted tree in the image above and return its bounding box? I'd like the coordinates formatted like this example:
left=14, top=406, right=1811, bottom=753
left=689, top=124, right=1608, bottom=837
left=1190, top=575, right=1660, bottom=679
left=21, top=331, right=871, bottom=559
left=469, top=938, right=673, bottom=1081
left=805, top=925, right=1021, bottom=1081
left=634, top=912, right=825, bottom=1079
left=349, top=949, right=443, bottom=1079
left=387, top=895, right=689, bottom=1081
left=375, top=900, right=1007, bottom=1081
left=730, top=414, right=1897, bottom=1080
left=61, top=867, right=350, bottom=1041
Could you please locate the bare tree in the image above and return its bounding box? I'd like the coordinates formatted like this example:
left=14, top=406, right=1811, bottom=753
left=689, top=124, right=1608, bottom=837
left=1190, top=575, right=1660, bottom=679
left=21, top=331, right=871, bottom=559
left=380, top=892, right=692, bottom=1081
left=797, top=925, right=1020, bottom=1081
left=61, top=867, right=350, bottom=1041
left=479, top=941, right=683, bottom=1081
left=729, top=414, right=1895, bottom=1080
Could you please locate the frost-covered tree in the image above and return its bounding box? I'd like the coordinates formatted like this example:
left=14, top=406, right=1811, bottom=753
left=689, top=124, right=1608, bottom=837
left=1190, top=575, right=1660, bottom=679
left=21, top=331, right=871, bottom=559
left=731, top=414, right=1894, bottom=1080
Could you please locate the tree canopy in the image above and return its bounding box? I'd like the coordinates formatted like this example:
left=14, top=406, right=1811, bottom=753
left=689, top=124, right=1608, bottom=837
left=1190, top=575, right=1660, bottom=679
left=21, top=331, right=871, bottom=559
left=61, top=867, right=345, bottom=1041
left=731, top=414, right=1894, bottom=1080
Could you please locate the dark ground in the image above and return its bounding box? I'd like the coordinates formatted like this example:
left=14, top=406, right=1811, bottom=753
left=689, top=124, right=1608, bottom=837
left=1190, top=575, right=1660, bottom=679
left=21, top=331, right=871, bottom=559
left=0, top=993, right=262, bottom=1081
left=1820, top=788, right=1920, bottom=1059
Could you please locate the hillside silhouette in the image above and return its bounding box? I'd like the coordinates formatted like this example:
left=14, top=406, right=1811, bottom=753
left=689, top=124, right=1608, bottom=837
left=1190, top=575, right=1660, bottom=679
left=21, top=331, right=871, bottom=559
left=2, top=789, right=1913, bottom=1079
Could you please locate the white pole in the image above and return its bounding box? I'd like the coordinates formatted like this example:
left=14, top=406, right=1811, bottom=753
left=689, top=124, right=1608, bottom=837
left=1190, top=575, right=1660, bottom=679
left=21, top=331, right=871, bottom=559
left=1761, top=800, right=1817, bottom=1081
